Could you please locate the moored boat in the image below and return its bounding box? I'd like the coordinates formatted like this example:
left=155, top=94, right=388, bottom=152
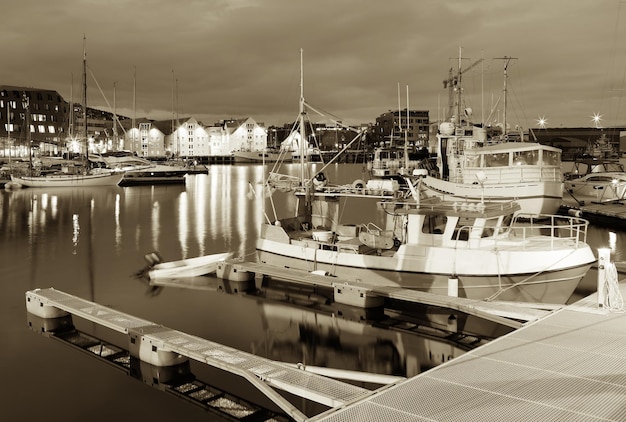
left=255, top=50, right=594, bottom=305
left=420, top=51, right=563, bottom=216
left=147, top=252, right=232, bottom=280
left=11, top=171, right=123, bottom=187
left=564, top=157, right=626, bottom=204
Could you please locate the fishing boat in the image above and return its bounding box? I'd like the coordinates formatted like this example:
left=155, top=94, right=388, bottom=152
left=11, top=37, right=123, bottom=188
left=255, top=51, right=594, bottom=305
left=419, top=52, right=563, bottom=216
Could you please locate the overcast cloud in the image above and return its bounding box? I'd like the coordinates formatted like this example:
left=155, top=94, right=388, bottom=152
left=3, top=0, right=626, bottom=129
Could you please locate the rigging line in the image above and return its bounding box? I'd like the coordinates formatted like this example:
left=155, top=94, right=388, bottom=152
left=304, top=102, right=360, bottom=132
left=485, top=248, right=580, bottom=301
left=87, top=66, right=127, bottom=135
left=309, top=130, right=366, bottom=181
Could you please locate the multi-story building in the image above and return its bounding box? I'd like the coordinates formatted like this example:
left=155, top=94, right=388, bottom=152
left=373, top=109, right=430, bottom=149
left=0, top=86, right=69, bottom=157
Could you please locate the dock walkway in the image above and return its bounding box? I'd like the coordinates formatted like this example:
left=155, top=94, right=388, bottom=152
left=311, top=284, right=626, bottom=421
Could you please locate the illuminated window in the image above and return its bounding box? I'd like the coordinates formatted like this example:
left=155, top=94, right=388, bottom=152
left=38, top=125, right=45, bottom=133
left=48, top=125, right=55, bottom=133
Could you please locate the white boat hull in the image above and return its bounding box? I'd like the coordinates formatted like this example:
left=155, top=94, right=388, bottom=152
left=421, top=175, right=563, bottom=216
left=257, top=239, right=591, bottom=304
left=256, top=218, right=594, bottom=304
left=11, top=172, right=124, bottom=187
left=148, top=252, right=232, bottom=280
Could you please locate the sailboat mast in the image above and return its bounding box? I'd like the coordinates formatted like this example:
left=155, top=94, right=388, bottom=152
left=83, top=35, right=88, bottom=163
left=113, top=81, right=118, bottom=150
left=299, top=48, right=305, bottom=184
left=7, top=103, right=11, bottom=165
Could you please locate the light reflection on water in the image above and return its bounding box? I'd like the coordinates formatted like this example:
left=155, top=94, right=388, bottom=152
left=0, top=163, right=623, bottom=420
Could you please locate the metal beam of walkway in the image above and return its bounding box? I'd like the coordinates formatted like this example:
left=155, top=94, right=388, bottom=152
left=228, top=260, right=553, bottom=328
left=25, top=288, right=373, bottom=422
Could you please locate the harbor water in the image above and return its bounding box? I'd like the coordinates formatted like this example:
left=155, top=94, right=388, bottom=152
left=0, top=163, right=621, bottom=420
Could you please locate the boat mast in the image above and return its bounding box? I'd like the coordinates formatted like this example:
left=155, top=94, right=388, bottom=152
left=495, top=56, right=516, bottom=140
left=404, top=85, right=409, bottom=170
left=6, top=103, right=10, bottom=166
left=299, top=48, right=305, bottom=184
left=113, top=81, right=118, bottom=151
left=21, top=92, right=31, bottom=174
left=83, top=35, right=88, bottom=164
left=456, top=46, right=462, bottom=127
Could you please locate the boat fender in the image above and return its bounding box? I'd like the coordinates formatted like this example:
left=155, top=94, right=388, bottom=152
left=144, top=251, right=163, bottom=266
left=568, top=209, right=583, bottom=218
left=352, top=179, right=365, bottom=189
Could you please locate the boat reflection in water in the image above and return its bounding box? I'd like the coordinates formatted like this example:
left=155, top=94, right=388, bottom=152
left=138, top=275, right=514, bottom=381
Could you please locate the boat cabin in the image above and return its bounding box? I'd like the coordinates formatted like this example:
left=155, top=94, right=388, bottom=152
left=378, top=198, right=520, bottom=249
left=565, top=158, right=625, bottom=180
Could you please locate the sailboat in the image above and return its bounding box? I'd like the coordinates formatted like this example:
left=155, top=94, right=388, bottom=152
left=254, top=50, right=595, bottom=305
left=419, top=51, right=563, bottom=216
left=11, top=37, right=123, bottom=188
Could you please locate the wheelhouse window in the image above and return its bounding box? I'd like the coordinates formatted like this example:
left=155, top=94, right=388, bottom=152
left=543, top=151, right=561, bottom=166
left=514, top=150, right=539, bottom=165
left=484, top=153, right=509, bottom=167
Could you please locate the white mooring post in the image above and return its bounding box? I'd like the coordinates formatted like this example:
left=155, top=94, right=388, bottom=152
left=448, top=277, right=459, bottom=297
left=597, top=248, right=611, bottom=308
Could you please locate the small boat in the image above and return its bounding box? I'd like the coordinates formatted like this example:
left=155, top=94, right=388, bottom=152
left=564, top=158, right=626, bottom=203
left=147, top=252, right=232, bottom=280
left=94, top=151, right=189, bottom=186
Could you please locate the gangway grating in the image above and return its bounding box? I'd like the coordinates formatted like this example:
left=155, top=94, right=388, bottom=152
left=27, top=312, right=291, bottom=421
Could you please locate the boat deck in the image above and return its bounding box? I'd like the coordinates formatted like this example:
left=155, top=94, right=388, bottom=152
left=312, top=284, right=626, bottom=421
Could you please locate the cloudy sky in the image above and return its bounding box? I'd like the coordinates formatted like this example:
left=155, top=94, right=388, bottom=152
left=3, top=0, right=626, bottom=130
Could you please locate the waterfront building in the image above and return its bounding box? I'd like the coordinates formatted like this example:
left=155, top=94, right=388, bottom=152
left=223, top=117, right=268, bottom=155
left=373, top=109, right=430, bottom=149
left=0, top=86, right=69, bottom=157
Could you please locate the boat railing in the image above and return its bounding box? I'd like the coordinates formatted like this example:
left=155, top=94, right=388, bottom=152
left=511, top=213, right=589, bottom=248
left=463, top=166, right=562, bottom=183
left=453, top=213, right=588, bottom=249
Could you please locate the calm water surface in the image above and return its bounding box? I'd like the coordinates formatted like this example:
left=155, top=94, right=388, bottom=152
left=1, top=163, right=622, bottom=420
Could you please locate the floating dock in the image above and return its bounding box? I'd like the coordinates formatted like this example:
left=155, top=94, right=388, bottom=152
left=311, top=284, right=626, bottom=421
left=25, top=281, right=626, bottom=421
left=560, top=195, right=626, bottom=227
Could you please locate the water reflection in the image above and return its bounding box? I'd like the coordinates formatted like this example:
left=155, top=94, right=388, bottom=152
left=4, top=163, right=626, bottom=421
